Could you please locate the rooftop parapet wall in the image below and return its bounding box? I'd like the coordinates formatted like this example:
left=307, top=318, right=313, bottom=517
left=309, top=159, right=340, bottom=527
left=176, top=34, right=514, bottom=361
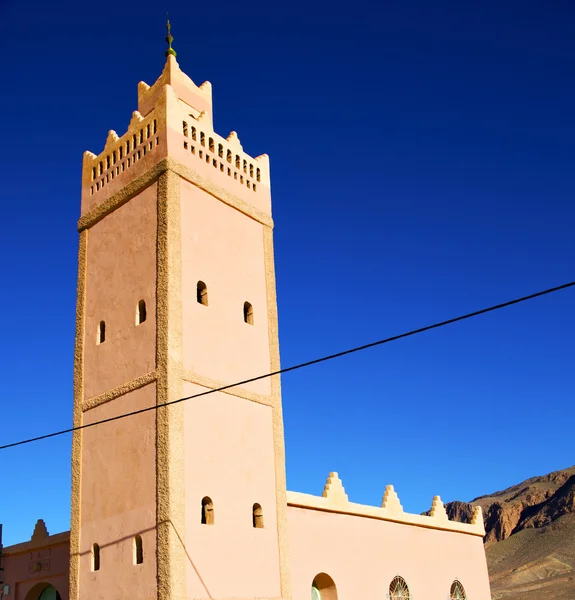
left=2, top=519, right=70, bottom=555
left=80, top=57, right=271, bottom=219
left=81, top=105, right=165, bottom=216
left=287, top=472, right=485, bottom=537
left=166, top=80, right=271, bottom=216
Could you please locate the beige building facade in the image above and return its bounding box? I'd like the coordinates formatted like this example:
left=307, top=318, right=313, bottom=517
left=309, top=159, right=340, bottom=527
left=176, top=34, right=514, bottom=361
left=1, top=44, right=491, bottom=600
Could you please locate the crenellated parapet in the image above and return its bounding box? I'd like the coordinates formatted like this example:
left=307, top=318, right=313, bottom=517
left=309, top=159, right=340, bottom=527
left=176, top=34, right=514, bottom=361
left=287, top=473, right=486, bottom=537
left=80, top=55, right=271, bottom=218
left=81, top=109, right=161, bottom=210
left=381, top=484, right=404, bottom=515
left=429, top=495, right=449, bottom=521
left=322, top=472, right=349, bottom=506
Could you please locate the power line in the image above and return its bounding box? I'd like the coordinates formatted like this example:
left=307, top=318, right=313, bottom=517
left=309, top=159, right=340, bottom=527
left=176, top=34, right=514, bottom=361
left=1, top=280, right=573, bottom=451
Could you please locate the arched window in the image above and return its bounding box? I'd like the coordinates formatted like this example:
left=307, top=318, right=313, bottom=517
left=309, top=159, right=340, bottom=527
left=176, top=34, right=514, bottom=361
left=450, top=581, right=466, bottom=600
left=311, top=573, right=337, bottom=600
left=200, top=132, right=205, bottom=147
left=136, top=300, right=147, bottom=325
left=243, top=301, right=254, bottom=325
left=97, top=321, right=106, bottom=344
left=252, top=503, right=264, bottom=528
left=197, top=281, right=208, bottom=306
left=92, top=543, right=100, bottom=571
left=389, top=576, right=410, bottom=599
left=183, top=121, right=188, bottom=136
left=134, top=535, right=143, bottom=565
left=209, top=137, right=215, bottom=152
left=201, top=496, right=214, bottom=525
left=218, top=143, right=224, bottom=158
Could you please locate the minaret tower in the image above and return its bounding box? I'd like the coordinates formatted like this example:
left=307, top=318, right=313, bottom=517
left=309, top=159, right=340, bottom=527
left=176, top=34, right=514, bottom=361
left=70, top=23, right=290, bottom=600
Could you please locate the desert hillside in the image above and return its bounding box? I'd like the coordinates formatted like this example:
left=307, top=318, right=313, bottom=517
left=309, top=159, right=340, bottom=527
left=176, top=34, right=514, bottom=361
left=439, top=466, right=575, bottom=599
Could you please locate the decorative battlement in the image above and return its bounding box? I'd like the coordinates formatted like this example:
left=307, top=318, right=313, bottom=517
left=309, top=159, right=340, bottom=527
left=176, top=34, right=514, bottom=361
left=287, top=472, right=485, bottom=537
left=83, top=112, right=160, bottom=200
left=2, top=519, right=69, bottom=554
left=80, top=54, right=271, bottom=218
left=179, top=118, right=269, bottom=193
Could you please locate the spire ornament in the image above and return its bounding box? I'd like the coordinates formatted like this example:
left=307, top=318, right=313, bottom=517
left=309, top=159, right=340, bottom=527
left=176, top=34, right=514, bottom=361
left=165, top=14, right=177, bottom=58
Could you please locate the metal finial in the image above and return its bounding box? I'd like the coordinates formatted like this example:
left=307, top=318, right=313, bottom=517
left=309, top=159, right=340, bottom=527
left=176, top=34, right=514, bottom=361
left=165, top=12, right=177, bottom=58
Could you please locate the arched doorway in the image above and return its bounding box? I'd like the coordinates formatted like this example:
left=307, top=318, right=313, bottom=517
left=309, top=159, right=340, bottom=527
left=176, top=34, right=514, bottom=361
left=25, top=583, right=62, bottom=600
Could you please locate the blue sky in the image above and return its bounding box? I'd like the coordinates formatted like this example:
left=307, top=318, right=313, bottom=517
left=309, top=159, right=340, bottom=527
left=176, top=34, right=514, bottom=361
left=0, top=0, right=574, bottom=546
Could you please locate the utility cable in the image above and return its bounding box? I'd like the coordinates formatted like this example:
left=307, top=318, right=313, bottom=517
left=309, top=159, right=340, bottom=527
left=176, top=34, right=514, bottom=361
left=1, top=280, right=573, bottom=451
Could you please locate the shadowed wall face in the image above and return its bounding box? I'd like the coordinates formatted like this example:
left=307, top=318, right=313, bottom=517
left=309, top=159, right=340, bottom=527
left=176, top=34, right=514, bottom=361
left=77, top=184, right=159, bottom=598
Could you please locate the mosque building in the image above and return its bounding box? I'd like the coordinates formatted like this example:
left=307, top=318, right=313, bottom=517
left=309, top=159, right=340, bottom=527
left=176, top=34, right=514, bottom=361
left=0, top=25, right=491, bottom=600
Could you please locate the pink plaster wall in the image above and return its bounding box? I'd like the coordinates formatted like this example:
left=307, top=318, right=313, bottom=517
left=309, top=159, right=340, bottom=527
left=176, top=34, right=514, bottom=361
left=288, top=505, right=491, bottom=600
left=78, top=384, right=157, bottom=600
left=83, top=183, right=158, bottom=400
left=2, top=537, right=69, bottom=600
left=182, top=381, right=281, bottom=599
left=180, top=178, right=272, bottom=397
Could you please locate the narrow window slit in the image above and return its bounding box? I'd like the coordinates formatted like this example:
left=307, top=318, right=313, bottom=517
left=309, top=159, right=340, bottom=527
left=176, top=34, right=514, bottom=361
left=253, top=503, right=264, bottom=528
left=197, top=281, right=208, bottom=306
left=243, top=302, right=254, bottom=325
left=134, top=535, right=143, bottom=565
left=92, top=543, right=100, bottom=571
left=97, top=321, right=106, bottom=344
left=136, top=300, right=147, bottom=325
left=201, top=497, right=214, bottom=525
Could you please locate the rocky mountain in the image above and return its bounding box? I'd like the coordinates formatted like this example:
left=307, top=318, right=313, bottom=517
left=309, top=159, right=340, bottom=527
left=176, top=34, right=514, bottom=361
left=437, top=466, right=575, bottom=599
